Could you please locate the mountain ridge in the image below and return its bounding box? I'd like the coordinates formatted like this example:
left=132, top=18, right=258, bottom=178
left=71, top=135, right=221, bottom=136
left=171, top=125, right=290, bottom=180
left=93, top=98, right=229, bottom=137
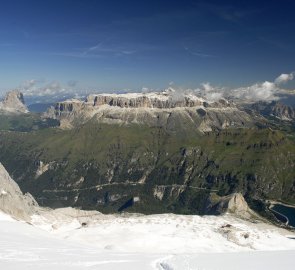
left=44, top=90, right=255, bottom=131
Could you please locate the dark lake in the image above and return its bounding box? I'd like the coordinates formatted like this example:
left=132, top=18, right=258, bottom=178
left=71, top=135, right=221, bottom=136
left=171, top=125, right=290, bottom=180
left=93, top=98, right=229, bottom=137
left=271, top=204, right=295, bottom=227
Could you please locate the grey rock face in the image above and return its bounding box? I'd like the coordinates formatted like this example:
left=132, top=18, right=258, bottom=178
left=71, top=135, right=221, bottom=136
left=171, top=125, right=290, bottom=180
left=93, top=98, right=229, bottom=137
left=268, top=102, right=295, bottom=120
left=0, top=163, right=38, bottom=221
left=45, top=92, right=253, bottom=131
left=250, top=101, right=295, bottom=121
left=86, top=94, right=204, bottom=108
left=0, top=90, right=28, bottom=114
left=205, top=193, right=258, bottom=219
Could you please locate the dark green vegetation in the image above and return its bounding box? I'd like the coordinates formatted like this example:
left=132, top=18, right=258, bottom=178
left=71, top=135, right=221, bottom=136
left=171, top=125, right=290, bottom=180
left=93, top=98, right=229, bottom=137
left=0, top=113, right=59, bottom=131
left=0, top=112, right=295, bottom=216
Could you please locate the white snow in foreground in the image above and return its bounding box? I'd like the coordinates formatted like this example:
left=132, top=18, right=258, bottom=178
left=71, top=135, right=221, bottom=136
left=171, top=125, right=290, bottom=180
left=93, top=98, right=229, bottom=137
left=1, top=211, right=295, bottom=269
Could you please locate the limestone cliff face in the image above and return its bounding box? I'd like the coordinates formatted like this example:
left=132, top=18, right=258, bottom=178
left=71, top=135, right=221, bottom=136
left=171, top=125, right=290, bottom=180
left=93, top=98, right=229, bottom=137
left=0, top=163, right=38, bottom=221
left=86, top=93, right=204, bottom=108
left=0, top=90, right=28, bottom=114
left=227, top=193, right=250, bottom=214
left=45, top=91, right=253, bottom=131
left=205, top=193, right=258, bottom=219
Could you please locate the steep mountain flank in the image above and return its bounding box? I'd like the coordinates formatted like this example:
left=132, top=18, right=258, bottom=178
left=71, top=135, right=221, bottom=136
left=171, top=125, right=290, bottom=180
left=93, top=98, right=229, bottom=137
left=0, top=90, right=28, bottom=114
left=0, top=163, right=38, bottom=221
left=0, top=124, right=294, bottom=215
left=205, top=193, right=259, bottom=219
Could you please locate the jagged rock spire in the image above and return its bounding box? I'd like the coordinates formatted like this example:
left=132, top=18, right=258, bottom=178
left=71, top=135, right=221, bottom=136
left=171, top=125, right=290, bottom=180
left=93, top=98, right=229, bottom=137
left=0, top=90, right=29, bottom=114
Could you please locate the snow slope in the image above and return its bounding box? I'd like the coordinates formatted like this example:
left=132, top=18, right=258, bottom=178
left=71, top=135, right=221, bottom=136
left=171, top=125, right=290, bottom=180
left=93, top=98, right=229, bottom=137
left=1, top=210, right=295, bottom=269
left=31, top=210, right=295, bottom=253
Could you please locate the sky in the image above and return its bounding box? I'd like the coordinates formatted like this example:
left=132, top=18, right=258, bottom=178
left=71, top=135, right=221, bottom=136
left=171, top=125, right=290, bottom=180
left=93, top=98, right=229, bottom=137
left=0, top=0, right=295, bottom=98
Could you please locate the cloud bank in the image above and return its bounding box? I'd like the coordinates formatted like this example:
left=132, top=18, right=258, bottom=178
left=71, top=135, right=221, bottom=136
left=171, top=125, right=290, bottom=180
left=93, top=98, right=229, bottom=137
left=20, top=80, right=77, bottom=98
left=274, top=73, right=294, bottom=84
left=165, top=72, right=295, bottom=103
left=230, top=72, right=294, bottom=102
left=17, top=72, right=295, bottom=104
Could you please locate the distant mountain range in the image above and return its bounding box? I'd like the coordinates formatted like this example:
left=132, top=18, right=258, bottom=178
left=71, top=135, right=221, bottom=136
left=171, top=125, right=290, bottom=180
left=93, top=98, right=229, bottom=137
left=249, top=101, right=295, bottom=121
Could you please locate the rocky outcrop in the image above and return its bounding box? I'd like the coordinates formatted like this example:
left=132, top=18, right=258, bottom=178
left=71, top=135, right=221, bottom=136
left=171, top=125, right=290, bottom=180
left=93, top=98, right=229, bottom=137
left=35, top=161, right=53, bottom=178
left=0, top=163, right=38, bottom=221
left=205, top=193, right=258, bottom=219
left=0, top=90, right=28, bottom=114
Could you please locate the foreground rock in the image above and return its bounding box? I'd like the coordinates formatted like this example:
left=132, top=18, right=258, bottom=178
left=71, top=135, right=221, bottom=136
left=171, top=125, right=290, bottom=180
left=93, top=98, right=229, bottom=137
left=205, top=193, right=259, bottom=219
left=0, top=90, right=28, bottom=114
left=0, top=163, right=37, bottom=221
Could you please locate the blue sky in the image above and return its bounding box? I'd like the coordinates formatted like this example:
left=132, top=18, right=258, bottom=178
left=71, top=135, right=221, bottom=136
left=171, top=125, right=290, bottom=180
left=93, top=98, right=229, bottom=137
left=0, top=0, right=294, bottom=96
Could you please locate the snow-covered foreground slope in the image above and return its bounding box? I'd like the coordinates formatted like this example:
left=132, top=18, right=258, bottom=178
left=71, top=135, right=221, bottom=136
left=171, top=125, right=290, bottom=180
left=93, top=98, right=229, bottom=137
left=0, top=212, right=159, bottom=270
left=1, top=210, right=295, bottom=270
left=31, top=209, right=295, bottom=253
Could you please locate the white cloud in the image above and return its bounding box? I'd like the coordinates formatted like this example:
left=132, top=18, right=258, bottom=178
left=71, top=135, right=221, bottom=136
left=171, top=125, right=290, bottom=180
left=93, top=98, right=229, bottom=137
left=162, top=72, right=294, bottom=103
left=141, top=87, right=153, bottom=93
left=199, top=83, right=226, bottom=102
left=17, top=72, right=295, bottom=104
left=197, top=72, right=294, bottom=102
left=232, top=81, right=277, bottom=101
left=275, top=72, right=294, bottom=84
left=205, top=92, right=224, bottom=102
left=201, top=82, right=213, bottom=92
left=22, top=79, right=38, bottom=90
left=20, top=80, right=74, bottom=97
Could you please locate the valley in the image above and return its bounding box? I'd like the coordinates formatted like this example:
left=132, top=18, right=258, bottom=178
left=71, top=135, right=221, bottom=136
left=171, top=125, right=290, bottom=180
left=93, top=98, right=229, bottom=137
left=0, top=90, right=294, bottom=222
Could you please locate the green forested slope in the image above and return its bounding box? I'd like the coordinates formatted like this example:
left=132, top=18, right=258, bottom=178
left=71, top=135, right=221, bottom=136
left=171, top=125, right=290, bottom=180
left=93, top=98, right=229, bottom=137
left=0, top=115, right=294, bottom=214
